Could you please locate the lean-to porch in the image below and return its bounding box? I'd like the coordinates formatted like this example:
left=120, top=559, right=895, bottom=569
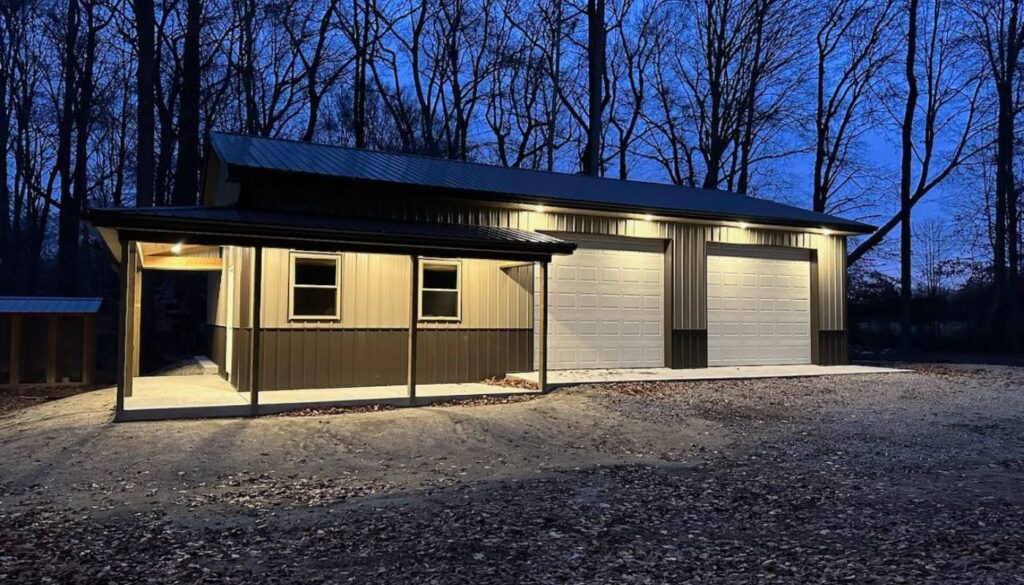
left=88, top=207, right=575, bottom=420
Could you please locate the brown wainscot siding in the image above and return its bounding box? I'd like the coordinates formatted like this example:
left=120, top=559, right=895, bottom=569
left=817, top=330, right=849, bottom=366
left=671, top=330, right=708, bottom=368
left=208, top=324, right=226, bottom=375
left=257, top=328, right=532, bottom=390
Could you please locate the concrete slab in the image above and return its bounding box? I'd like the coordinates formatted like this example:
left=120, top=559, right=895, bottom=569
left=122, top=374, right=538, bottom=419
left=126, top=374, right=247, bottom=410
left=508, top=364, right=909, bottom=387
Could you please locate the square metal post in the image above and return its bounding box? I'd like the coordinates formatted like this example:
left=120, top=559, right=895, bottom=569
left=408, top=254, right=419, bottom=403
left=538, top=260, right=549, bottom=392
left=250, top=246, right=263, bottom=412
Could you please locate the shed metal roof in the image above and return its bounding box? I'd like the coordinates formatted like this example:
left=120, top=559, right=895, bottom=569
left=208, top=132, right=875, bottom=234
left=0, top=297, right=103, bottom=314
left=88, top=206, right=577, bottom=259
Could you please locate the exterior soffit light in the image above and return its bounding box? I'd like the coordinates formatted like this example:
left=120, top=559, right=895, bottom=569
left=534, top=205, right=546, bottom=214
left=737, top=222, right=749, bottom=229
left=171, top=242, right=184, bottom=255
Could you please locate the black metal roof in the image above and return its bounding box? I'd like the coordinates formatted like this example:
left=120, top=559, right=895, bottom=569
left=0, top=297, right=102, bottom=314
left=208, top=132, right=875, bottom=234
left=88, top=206, right=576, bottom=260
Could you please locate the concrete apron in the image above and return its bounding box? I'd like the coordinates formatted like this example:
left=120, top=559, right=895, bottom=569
left=506, top=364, right=910, bottom=388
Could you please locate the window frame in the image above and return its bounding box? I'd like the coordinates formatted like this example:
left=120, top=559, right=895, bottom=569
left=288, top=252, right=342, bottom=321
left=418, top=259, right=462, bottom=322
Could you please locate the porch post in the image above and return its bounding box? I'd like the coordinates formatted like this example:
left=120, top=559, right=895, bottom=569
left=408, top=254, right=419, bottom=404
left=538, top=260, right=549, bottom=392
left=116, top=239, right=140, bottom=414
left=250, top=246, right=263, bottom=412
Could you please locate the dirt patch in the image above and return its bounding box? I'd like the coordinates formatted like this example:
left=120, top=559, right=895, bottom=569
left=0, top=384, right=102, bottom=416
left=2, top=364, right=1024, bottom=583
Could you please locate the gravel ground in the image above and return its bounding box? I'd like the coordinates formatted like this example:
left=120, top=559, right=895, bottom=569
left=1, top=364, right=1023, bottom=583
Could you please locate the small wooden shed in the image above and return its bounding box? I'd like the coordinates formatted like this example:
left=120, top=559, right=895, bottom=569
left=0, top=297, right=101, bottom=388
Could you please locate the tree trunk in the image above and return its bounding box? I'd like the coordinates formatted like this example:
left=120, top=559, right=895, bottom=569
left=172, top=0, right=202, bottom=206
left=353, top=0, right=369, bottom=149
left=56, top=0, right=80, bottom=295
left=899, top=0, right=919, bottom=356
left=239, top=0, right=258, bottom=135
left=583, top=0, right=604, bottom=176
left=67, top=1, right=98, bottom=295
left=992, top=85, right=1012, bottom=347
left=134, top=0, right=155, bottom=207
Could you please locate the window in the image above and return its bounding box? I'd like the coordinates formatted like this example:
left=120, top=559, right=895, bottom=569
left=419, top=260, right=461, bottom=321
left=290, top=253, right=340, bottom=320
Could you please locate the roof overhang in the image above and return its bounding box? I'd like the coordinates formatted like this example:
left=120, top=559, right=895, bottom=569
left=87, top=207, right=577, bottom=263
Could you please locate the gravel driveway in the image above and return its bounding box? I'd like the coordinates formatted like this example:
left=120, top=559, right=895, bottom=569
left=1, top=364, right=1023, bottom=583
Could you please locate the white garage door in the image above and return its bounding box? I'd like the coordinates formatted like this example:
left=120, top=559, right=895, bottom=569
left=538, top=236, right=664, bottom=369
left=707, top=248, right=812, bottom=366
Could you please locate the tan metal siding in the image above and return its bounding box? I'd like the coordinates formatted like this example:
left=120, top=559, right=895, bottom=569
left=210, top=245, right=253, bottom=329
left=257, top=249, right=532, bottom=330
left=283, top=194, right=847, bottom=333
left=816, top=235, right=847, bottom=331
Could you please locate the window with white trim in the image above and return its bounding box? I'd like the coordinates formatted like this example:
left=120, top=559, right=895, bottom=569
left=289, top=253, right=340, bottom=320
left=419, top=260, right=461, bottom=321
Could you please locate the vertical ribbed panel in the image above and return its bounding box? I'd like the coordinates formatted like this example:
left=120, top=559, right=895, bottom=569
left=256, top=249, right=531, bottom=330
left=217, top=195, right=850, bottom=380
left=309, top=196, right=849, bottom=333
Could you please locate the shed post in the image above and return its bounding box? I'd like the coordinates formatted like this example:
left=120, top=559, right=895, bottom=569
left=249, top=246, right=263, bottom=412
left=538, top=260, right=549, bottom=392
left=82, top=314, right=96, bottom=385
left=46, top=315, right=58, bottom=384
left=408, top=254, right=419, bottom=404
left=8, top=315, right=19, bottom=388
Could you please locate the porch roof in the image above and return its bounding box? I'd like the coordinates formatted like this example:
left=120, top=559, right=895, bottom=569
left=87, top=206, right=576, bottom=261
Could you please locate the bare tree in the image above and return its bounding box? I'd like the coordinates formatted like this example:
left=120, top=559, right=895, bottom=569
left=172, top=0, right=201, bottom=205
left=604, top=0, right=658, bottom=179
left=583, top=0, right=605, bottom=175
left=848, top=0, right=987, bottom=351
left=962, top=0, right=1024, bottom=348
left=914, top=216, right=953, bottom=297
left=0, top=1, right=13, bottom=286
left=811, top=0, right=897, bottom=214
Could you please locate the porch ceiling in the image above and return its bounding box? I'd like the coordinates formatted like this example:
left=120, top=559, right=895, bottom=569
left=88, top=206, right=576, bottom=262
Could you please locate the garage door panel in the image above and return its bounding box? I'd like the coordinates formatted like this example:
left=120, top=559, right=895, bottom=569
left=707, top=252, right=811, bottom=366
left=538, top=240, right=664, bottom=370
